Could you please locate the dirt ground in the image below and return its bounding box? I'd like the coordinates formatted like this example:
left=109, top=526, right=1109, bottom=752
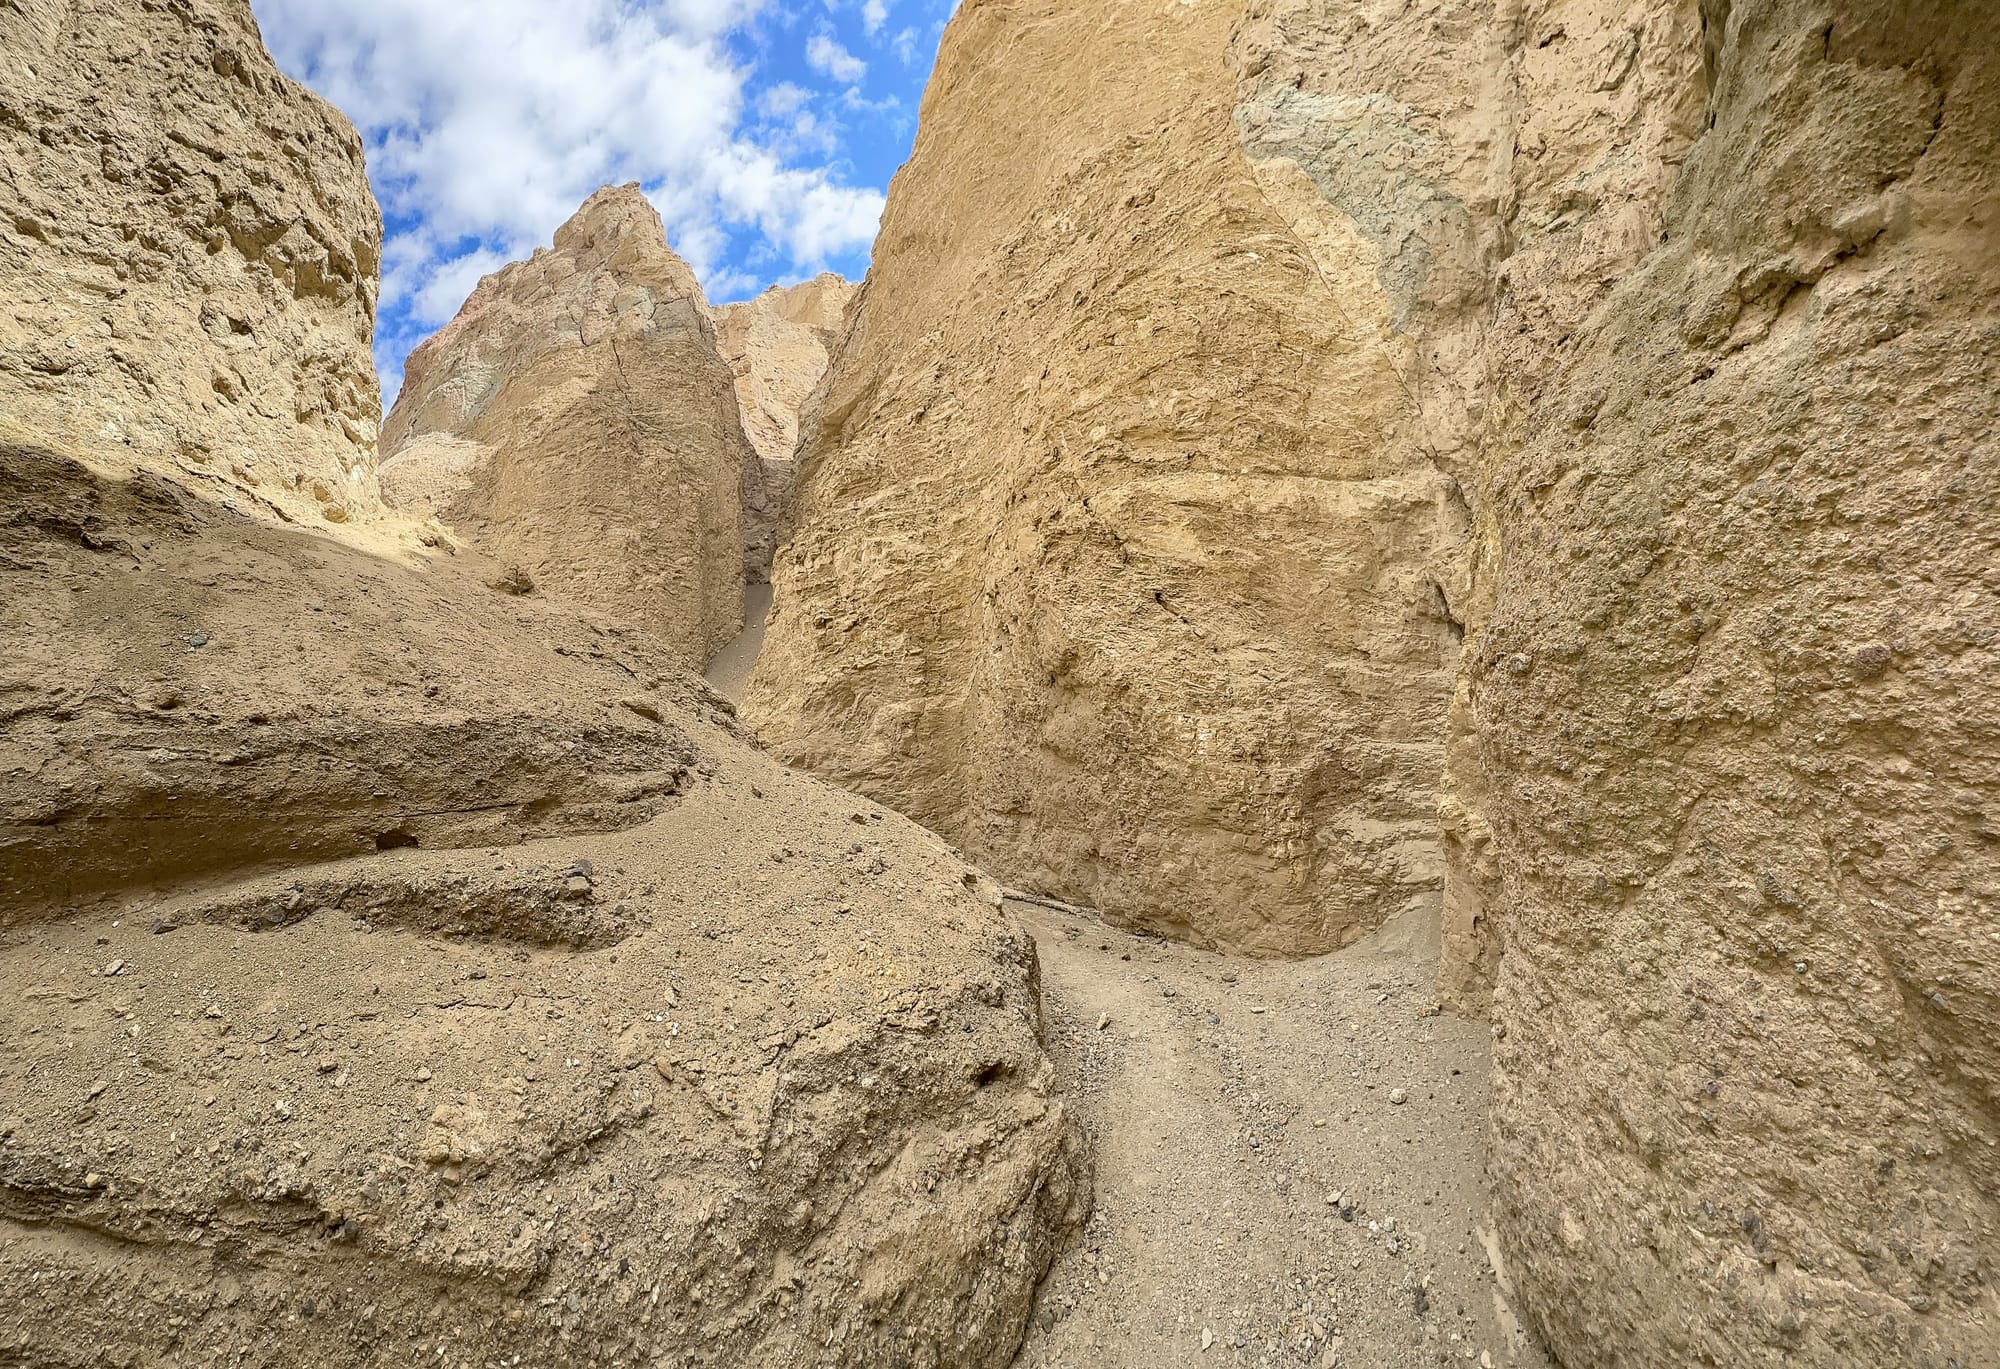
left=1009, top=896, right=1551, bottom=1369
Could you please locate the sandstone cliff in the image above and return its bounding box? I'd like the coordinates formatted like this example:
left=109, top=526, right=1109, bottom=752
left=1447, top=3, right=2000, bottom=1364
left=748, top=0, right=1464, bottom=957
left=0, top=0, right=384, bottom=528
left=379, top=185, right=752, bottom=667
left=716, top=274, right=857, bottom=580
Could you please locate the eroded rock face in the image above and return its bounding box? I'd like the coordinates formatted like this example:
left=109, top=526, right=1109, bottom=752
left=751, top=0, right=1999, bottom=1362
left=380, top=185, right=752, bottom=668
left=0, top=0, right=384, bottom=527
left=0, top=18, right=1085, bottom=1364
left=715, top=274, right=857, bottom=580
left=748, top=0, right=1464, bottom=956
left=0, top=446, right=720, bottom=919
left=1455, top=3, right=2000, bottom=1364
left=1246, top=0, right=1999, bottom=1362
left=0, top=481, right=1084, bottom=1361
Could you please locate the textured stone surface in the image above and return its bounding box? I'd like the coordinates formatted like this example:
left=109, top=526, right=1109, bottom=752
left=380, top=185, right=752, bottom=668
left=715, top=273, right=856, bottom=581
left=0, top=0, right=384, bottom=528
left=1457, top=3, right=2000, bottom=1364
left=0, top=458, right=1083, bottom=1368
left=0, top=17, right=1084, bottom=1364
left=751, top=0, right=2000, bottom=1363
left=1242, top=0, right=2000, bottom=1362
left=748, top=0, right=1464, bottom=957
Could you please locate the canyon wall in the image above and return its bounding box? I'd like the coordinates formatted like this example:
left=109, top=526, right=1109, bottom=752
left=380, top=185, right=751, bottom=667
left=0, top=11, right=1085, bottom=1364
left=1454, top=2, right=2000, bottom=1364
left=748, top=0, right=1466, bottom=957
left=0, top=0, right=384, bottom=527
left=754, top=0, right=1999, bottom=1364
left=716, top=274, right=857, bottom=580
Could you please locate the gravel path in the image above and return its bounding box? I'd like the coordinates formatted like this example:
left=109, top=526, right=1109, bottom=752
left=1010, top=899, right=1552, bottom=1369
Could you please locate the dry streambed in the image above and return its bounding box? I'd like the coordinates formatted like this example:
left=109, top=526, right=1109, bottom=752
left=1012, top=898, right=1548, bottom=1369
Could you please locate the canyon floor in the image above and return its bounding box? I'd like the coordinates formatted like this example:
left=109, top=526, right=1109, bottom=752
left=1010, top=896, right=1550, bottom=1369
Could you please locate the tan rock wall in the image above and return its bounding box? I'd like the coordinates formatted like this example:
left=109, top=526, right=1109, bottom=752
left=0, top=0, right=385, bottom=527
left=753, top=0, right=1999, bottom=1362
left=380, top=185, right=751, bottom=667
left=1462, top=1, right=2000, bottom=1362
left=748, top=0, right=1465, bottom=956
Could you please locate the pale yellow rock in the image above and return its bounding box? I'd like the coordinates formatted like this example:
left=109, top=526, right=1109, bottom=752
left=749, top=0, right=1463, bottom=957
left=753, top=0, right=2000, bottom=1364
left=0, top=0, right=384, bottom=528
left=715, top=273, right=857, bottom=580
left=380, top=184, right=752, bottom=668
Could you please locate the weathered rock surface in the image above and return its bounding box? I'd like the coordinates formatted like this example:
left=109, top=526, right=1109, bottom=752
left=751, top=0, right=2000, bottom=1364
left=0, top=563, right=1084, bottom=1364
left=1449, top=3, right=2000, bottom=1365
left=0, top=0, right=385, bottom=528
left=0, top=445, right=717, bottom=919
left=748, top=0, right=1463, bottom=957
left=380, top=185, right=753, bottom=668
left=715, top=274, right=857, bottom=580
left=0, top=16, right=1085, bottom=1365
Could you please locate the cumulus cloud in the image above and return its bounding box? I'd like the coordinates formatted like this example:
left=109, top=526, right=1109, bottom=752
left=862, top=0, right=891, bottom=36
left=252, top=0, right=886, bottom=400
left=806, top=32, right=867, bottom=82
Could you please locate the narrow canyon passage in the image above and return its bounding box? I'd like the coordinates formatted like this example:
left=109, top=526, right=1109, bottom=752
left=1008, top=898, right=1545, bottom=1369
left=705, top=583, right=776, bottom=705
left=726, top=616, right=1544, bottom=1367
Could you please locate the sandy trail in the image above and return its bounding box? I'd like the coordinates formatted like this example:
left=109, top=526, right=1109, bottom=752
left=1009, top=897, right=1549, bottom=1369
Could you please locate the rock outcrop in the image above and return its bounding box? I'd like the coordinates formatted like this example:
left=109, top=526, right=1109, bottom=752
left=0, top=16, right=1085, bottom=1366
left=748, top=0, right=1464, bottom=957
left=0, top=0, right=384, bottom=528
left=715, top=274, right=857, bottom=580
left=1444, top=3, right=2000, bottom=1365
left=380, top=185, right=753, bottom=668
left=751, top=0, right=2000, bottom=1364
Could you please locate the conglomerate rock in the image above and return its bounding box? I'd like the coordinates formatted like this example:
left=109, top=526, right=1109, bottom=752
left=0, top=0, right=384, bottom=528
left=380, top=185, right=753, bottom=669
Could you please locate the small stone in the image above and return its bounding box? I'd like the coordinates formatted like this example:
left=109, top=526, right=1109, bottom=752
left=619, top=695, right=663, bottom=723
left=83, top=1172, right=105, bottom=1190
left=654, top=1057, right=675, bottom=1081
left=85, top=1080, right=108, bottom=1100
left=272, top=1100, right=292, bottom=1121
left=102, top=960, right=125, bottom=977
left=204, top=1004, right=223, bottom=1019
left=1201, top=1328, right=1214, bottom=1351
left=1096, top=1014, right=1110, bottom=1031
left=186, top=631, right=209, bottom=649
left=1388, top=1088, right=1408, bottom=1105
left=1160, top=986, right=1176, bottom=999
left=416, top=1066, right=433, bottom=1082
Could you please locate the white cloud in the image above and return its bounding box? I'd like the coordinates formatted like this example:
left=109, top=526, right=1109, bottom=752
left=806, top=32, right=866, bottom=82
left=758, top=81, right=813, bottom=118
left=862, top=0, right=890, bottom=36
left=252, top=0, right=885, bottom=401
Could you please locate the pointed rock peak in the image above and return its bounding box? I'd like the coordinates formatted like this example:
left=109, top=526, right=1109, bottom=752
left=547, top=183, right=704, bottom=305
left=556, top=182, right=666, bottom=253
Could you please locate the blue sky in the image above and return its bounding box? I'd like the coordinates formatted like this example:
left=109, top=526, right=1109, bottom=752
left=250, top=0, right=954, bottom=405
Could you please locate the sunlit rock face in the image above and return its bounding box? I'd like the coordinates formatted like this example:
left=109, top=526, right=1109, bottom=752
left=381, top=184, right=754, bottom=667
